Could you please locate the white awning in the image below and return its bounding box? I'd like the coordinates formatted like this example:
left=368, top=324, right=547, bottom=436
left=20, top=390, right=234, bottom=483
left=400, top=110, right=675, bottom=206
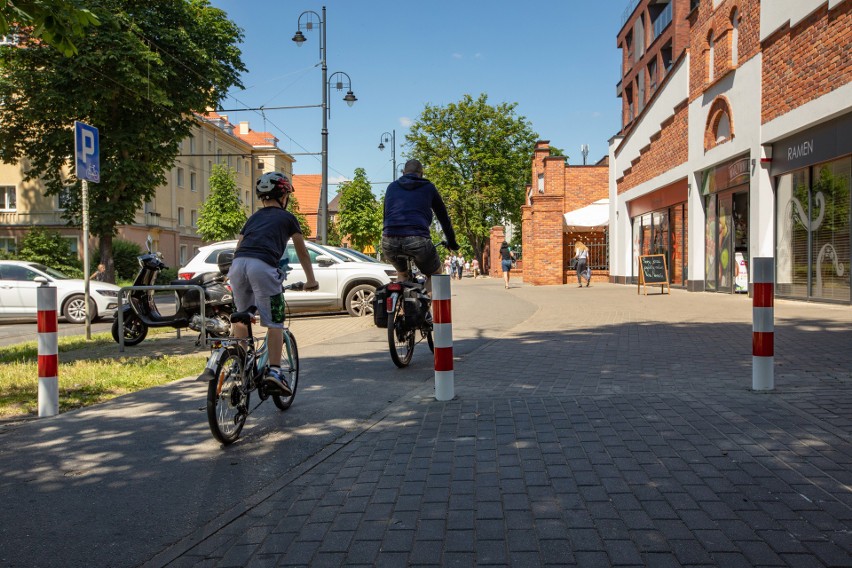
left=563, top=198, right=609, bottom=232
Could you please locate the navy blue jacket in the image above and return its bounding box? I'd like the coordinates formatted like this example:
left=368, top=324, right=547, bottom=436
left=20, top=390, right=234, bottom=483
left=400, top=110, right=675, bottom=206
left=383, top=174, right=458, bottom=248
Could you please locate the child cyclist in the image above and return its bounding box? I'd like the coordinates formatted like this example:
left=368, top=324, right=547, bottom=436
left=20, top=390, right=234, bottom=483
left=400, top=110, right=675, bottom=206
left=228, top=172, right=319, bottom=396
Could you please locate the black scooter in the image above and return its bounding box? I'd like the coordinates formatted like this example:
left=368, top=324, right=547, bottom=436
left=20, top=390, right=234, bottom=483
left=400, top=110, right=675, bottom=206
left=112, top=238, right=234, bottom=346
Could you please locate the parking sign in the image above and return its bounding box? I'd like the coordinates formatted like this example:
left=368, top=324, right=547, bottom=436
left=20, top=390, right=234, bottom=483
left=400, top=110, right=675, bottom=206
left=74, top=121, right=100, bottom=183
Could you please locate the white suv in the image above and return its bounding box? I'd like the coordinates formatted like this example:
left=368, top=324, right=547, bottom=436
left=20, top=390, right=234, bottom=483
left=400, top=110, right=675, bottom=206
left=178, top=241, right=396, bottom=317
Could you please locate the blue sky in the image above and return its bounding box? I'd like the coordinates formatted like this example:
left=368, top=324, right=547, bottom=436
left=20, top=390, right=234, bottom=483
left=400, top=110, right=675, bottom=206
left=209, top=0, right=625, bottom=192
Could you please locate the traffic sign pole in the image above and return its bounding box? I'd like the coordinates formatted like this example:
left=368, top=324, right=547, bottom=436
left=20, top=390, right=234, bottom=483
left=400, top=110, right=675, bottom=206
left=74, top=121, right=99, bottom=341
left=82, top=179, right=91, bottom=339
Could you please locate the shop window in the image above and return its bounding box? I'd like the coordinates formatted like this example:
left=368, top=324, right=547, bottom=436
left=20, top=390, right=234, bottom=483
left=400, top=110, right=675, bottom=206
left=811, top=158, right=851, bottom=301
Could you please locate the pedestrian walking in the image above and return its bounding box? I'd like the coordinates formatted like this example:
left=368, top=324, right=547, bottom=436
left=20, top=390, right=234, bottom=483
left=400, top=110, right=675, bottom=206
left=499, top=241, right=515, bottom=289
left=574, top=241, right=591, bottom=287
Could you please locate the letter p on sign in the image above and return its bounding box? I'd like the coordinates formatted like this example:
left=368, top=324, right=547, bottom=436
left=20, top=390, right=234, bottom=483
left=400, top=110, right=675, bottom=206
left=74, top=121, right=100, bottom=183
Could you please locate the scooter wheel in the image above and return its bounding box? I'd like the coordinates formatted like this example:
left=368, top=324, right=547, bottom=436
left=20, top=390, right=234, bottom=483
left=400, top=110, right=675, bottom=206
left=112, top=313, right=149, bottom=346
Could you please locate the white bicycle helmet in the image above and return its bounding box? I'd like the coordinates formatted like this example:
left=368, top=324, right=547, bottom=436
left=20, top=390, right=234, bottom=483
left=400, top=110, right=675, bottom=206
left=255, top=172, right=293, bottom=200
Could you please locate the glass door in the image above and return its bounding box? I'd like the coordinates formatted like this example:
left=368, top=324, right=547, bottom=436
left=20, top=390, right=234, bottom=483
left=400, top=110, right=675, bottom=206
left=716, top=193, right=734, bottom=293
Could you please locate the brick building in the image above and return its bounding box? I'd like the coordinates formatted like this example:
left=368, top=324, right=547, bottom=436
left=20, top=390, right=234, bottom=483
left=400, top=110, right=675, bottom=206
left=609, top=0, right=851, bottom=304
left=514, top=141, right=608, bottom=285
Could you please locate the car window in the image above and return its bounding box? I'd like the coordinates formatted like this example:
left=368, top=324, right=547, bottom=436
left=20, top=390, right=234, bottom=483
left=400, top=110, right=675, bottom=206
left=206, top=248, right=234, bottom=264
left=281, top=244, right=334, bottom=266
left=0, top=264, right=30, bottom=280
left=35, top=264, right=70, bottom=279
left=317, top=246, right=349, bottom=261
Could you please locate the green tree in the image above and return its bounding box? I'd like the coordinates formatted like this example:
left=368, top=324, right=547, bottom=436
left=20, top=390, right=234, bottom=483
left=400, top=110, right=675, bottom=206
left=326, top=218, right=343, bottom=247
left=287, top=194, right=311, bottom=239
left=16, top=226, right=82, bottom=276
left=0, top=0, right=245, bottom=282
left=336, top=168, right=382, bottom=252
left=196, top=164, right=246, bottom=243
left=1, top=0, right=100, bottom=56
left=406, top=93, right=538, bottom=266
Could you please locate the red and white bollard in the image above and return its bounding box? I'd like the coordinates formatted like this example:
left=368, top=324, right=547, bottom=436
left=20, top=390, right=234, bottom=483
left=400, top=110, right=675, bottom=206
left=37, top=282, right=59, bottom=416
left=432, top=274, right=454, bottom=401
left=752, top=257, right=774, bottom=391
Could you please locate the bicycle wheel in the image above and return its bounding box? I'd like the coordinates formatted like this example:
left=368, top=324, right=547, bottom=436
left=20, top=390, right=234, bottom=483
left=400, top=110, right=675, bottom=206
left=273, top=330, right=299, bottom=410
left=206, top=346, right=249, bottom=445
left=388, top=296, right=415, bottom=368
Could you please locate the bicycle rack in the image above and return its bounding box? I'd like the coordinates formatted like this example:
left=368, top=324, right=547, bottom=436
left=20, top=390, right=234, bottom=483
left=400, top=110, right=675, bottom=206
left=116, top=284, right=206, bottom=353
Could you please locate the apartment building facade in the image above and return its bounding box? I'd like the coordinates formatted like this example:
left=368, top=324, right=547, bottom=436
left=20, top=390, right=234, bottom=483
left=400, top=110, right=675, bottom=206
left=0, top=113, right=296, bottom=269
left=609, top=0, right=851, bottom=304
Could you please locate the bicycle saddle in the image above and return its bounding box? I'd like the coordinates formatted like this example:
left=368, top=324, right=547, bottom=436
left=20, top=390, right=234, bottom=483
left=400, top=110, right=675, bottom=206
left=230, top=306, right=257, bottom=325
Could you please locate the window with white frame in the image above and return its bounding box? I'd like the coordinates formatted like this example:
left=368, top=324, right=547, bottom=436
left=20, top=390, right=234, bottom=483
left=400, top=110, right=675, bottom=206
left=191, top=209, right=198, bottom=227
left=245, top=160, right=250, bottom=174
left=58, top=186, right=74, bottom=210
left=189, top=135, right=196, bottom=153
left=63, top=236, right=79, bottom=255
left=190, top=172, right=197, bottom=192
left=177, top=167, right=185, bottom=187
left=0, top=186, right=16, bottom=211
left=179, top=245, right=187, bottom=265
left=217, top=149, right=222, bottom=164
left=236, top=157, right=241, bottom=173
left=245, top=191, right=250, bottom=204
left=178, top=207, right=185, bottom=226
left=0, top=237, right=16, bottom=254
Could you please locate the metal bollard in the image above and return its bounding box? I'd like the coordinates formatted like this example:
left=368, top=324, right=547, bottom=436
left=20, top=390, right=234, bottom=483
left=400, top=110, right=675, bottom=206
left=432, top=274, right=454, bottom=401
left=37, top=282, right=59, bottom=416
left=752, top=258, right=774, bottom=391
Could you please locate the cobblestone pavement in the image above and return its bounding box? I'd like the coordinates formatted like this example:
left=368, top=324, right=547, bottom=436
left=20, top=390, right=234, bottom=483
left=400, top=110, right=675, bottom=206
left=151, top=280, right=852, bottom=568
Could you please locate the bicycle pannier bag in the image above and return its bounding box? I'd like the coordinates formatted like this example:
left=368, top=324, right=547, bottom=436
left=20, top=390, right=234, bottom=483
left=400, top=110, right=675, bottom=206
left=373, top=285, right=389, bottom=328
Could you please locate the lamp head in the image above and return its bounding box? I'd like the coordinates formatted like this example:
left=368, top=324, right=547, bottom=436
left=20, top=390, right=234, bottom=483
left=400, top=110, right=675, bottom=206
left=343, top=90, right=357, bottom=106
left=378, top=142, right=385, bottom=151
left=292, top=31, right=306, bottom=45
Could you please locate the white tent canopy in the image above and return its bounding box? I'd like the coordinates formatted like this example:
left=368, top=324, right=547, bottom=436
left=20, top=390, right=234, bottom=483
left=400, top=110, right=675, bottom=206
left=563, top=198, right=609, bottom=232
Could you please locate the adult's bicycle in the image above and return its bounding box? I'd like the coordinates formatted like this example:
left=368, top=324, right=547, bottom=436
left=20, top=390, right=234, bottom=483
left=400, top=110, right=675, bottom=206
left=377, top=256, right=435, bottom=368
left=198, top=281, right=303, bottom=445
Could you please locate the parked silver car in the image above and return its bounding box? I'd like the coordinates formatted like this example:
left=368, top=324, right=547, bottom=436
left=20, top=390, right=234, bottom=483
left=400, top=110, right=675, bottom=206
left=0, top=260, right=120, bottom=323
left=178, top=241, right=396, bottom=317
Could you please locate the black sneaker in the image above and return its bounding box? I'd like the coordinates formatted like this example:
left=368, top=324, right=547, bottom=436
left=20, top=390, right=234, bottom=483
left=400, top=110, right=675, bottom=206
left=264, top=368, right=292, bottom=396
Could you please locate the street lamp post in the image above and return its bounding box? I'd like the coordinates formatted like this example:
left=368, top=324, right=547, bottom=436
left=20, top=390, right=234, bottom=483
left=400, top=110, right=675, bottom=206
left=293, top=6, right=357, bottom=245
left=378, top=130, right=396, bottom=181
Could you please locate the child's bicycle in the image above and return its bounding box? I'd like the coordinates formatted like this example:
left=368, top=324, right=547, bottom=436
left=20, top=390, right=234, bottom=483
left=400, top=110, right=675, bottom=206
left=198, top=281, right=304, bottom=445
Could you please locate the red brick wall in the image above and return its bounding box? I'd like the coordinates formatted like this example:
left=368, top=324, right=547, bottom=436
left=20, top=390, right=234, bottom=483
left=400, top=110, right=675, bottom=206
left=761, top=1, right=852, bottom=124
left=689, top=0, right=761, bottom=102
left=524, top=195, right=566, bottom=285
left=617, top=101, right=689, bottom=193
left=489, top=226, right=505, bottom=277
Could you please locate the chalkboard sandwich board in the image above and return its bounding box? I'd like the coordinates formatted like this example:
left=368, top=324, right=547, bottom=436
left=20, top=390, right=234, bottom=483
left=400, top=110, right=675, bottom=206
left=638, top=254, right=670, bottom=295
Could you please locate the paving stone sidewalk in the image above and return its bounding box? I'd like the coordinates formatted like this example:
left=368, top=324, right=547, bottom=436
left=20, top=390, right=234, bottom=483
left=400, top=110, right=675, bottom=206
left=155, top=282, right=852, bottom=568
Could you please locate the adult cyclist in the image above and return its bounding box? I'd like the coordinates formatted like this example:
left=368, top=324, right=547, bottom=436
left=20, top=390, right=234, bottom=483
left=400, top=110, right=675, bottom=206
left=382, top=159, right=459, bottom=294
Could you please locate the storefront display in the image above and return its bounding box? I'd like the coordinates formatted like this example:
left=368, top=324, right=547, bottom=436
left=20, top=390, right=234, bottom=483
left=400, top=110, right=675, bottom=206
left=628, top=180, right=688, bottom=287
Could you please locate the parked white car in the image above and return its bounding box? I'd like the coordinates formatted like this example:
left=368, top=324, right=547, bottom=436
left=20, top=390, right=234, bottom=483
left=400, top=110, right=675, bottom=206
left=0, top=260, right=120, bottom=323
left=329, top=246, right=381, bottom=263
left=178, top=241, right=397, bottom=317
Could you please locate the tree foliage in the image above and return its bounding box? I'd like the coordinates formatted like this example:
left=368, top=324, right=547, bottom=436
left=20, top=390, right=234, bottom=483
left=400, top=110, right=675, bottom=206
left=0, top=0, right=100, bottom=56
left=336, top=168, right=382, bottom=252
left=196, top=164, right=246, bottom=243
left=0, top=0, right=245, bottom=280
left=406, top=93, right=538, bottom=265
left=15, top=226, right=82, bottom=276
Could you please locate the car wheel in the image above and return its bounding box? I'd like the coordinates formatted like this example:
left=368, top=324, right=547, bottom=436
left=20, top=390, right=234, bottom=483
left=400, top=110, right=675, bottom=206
left=63, top=294, right=95, bottom=324
left=344, top=284, right=376, bottom=317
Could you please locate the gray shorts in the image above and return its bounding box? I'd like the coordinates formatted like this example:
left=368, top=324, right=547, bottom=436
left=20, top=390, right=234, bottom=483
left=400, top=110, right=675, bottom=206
left=228, top=256, right=285, bottom=329
left=382, top=235, right=441, bottom=275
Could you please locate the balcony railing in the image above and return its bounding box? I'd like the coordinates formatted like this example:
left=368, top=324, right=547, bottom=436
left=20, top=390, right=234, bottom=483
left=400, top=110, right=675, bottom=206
left=145, top=211, right=161, bottom=226
left=621, top=0, right=642, bottom=27
left=653, top=2, right=673, bottom=40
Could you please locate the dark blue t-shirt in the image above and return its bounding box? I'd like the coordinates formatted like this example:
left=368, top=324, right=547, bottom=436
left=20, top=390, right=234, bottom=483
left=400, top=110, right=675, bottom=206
left=234, top=206, right=302, bottom=268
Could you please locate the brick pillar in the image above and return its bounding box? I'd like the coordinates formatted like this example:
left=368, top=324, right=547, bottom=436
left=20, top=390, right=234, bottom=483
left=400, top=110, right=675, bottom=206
left=522, top=204, right=533, bottom=283
left=526, top=195, right=565, bottom=286
left=489, top=226, right=505, bottom=277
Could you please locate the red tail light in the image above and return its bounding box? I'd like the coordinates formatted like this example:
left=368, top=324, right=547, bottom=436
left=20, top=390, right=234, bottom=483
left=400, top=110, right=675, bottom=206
left=386, top=297, right=393, bottom=311
left=178, top=272, right=194, bottom=280
left=387, top=283, right=402, bottom=292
